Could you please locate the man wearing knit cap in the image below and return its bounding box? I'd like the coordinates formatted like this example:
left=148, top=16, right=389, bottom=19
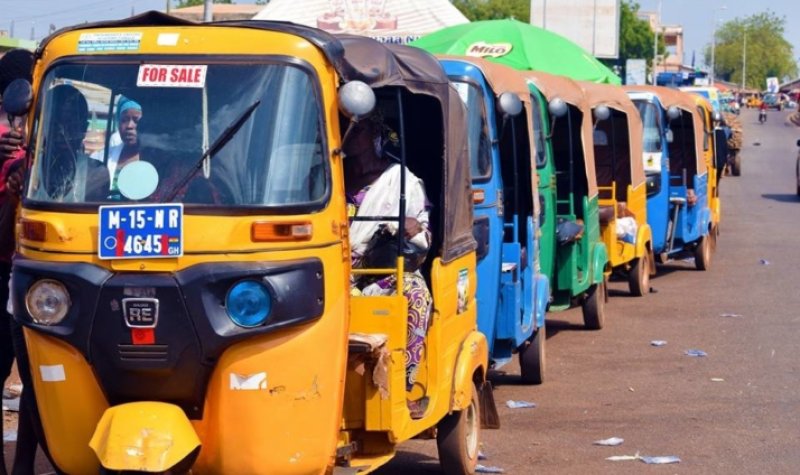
left=0, top=48, right=38, bottom=475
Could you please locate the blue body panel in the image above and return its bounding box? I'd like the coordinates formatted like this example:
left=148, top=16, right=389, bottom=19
left=634, top=95, right=710, bottom=258
left=441, top=59, right=549, bottom=369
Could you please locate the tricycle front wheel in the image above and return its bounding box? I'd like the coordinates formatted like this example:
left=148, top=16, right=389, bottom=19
left=731, top=153, right=742, bottom=176
left=694, top=234, right=712, bottom=271
left=437, top=382, right=481, bottom=474
left=582, top=281, right=606, bottom=330
left=518, top=327, right=546, bottom=385
left=628, top=253, right=650, bottom=297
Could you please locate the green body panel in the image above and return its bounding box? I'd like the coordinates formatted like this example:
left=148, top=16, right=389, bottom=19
left=528, top=85, right=606, bottom=310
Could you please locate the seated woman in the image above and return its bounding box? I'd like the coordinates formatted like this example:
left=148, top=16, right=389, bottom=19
left=343, top=113, right=432, bottom=417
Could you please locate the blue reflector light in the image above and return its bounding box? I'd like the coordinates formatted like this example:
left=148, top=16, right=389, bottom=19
left=226, top=280, right=272, bottom=328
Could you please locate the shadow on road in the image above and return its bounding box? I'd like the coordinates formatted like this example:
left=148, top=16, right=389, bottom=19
left=761, top=193, right=799, bottom=203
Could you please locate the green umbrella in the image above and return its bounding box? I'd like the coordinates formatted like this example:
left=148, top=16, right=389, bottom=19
left=411, top=18, right=620, bottom=85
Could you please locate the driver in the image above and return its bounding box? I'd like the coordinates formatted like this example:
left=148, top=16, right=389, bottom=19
left=28, top=84, right=108, bottom=202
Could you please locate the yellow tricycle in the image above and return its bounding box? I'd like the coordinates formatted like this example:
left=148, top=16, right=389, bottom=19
left=5, top=12, right=489, bottom=474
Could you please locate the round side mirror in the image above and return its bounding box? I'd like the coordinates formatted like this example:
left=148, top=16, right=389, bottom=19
left=712, top=111, right=722, bottom=122
left=497, top=92, right=522, bottom=117
left=666, top=106, right=681, bottom=120
left=593, top=104, right=611, bottom=122
left=2, top=78, right=33, bottom=118
left=338, top=81, right=375, bottom=120
left=548, top=97, right=567, bottom=118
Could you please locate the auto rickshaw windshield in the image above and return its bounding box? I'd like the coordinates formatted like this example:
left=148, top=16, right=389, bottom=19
left=451, top=80, right=491, bottom=180
left=634, top=100, right=663, bottom=154
left=27, top=60, right=328, bottom=208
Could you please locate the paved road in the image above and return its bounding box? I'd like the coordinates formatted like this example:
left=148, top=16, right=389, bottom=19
left=3, top=109, right=799, bottom=474
left=377, top=108, right=800, bottom=474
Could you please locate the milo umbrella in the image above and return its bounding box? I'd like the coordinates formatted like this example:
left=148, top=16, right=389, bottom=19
left=411, top=18, right=620, bottom=85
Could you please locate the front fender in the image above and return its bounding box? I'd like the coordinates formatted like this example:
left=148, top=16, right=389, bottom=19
left=450, top=330, right=489, bottom=411
left=698, top=207, right=713, bottom=236
left=634, top=224, right=653, bottom=259
left=534, top=273, right=550, bottom=329
left=591, top=242, right=609, bottom=284
left=90, top=402, right=201, bottom=472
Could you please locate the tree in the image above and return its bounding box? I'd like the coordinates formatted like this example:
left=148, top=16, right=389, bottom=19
left=600, top=1, right=664, bottom=79
left=707, top=12, right=798, bottom=90
left=452, top=0, right=529, bottom=22
left=174, top=0, right=232, bottom=8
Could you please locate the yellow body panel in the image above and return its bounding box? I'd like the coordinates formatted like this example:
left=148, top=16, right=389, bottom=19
left=598, top=183, right=651, bottom=269
left=90, top=402, right=200, bottom=472
left=23, top=329, right=109, bottom=475
left=342, top=253, right=482, bottom=471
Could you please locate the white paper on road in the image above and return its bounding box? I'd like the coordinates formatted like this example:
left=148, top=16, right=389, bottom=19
left=593, top=437, right=624, bottom=446
left=640, top=455, right=681, bottom=464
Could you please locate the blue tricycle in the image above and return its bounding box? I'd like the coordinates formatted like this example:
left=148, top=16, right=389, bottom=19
left=440, top=57, right=550, bottom=383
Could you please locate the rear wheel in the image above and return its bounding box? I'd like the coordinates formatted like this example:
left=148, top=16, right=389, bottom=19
left=437, top=382, right=480, bottom=474
left=581, top=281, right=606, bottom=330
left=694, top=234, right=712, bottom=271
left=628, top=252, right=650, bottom=297
left=731, top=153, right=742, bottom=176
left=518, top=327, right=545, bottom=385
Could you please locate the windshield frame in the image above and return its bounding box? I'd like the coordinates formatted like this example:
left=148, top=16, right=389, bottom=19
left=448, top=75, right=493, bottom=184
left=23, top=54, right=331, bottom=216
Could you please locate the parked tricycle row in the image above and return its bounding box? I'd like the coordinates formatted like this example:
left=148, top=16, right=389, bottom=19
left=1, top=13, right=730, bottom=474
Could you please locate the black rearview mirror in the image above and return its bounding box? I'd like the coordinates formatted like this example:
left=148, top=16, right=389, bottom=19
left=2, top=78, right=33, bottom=120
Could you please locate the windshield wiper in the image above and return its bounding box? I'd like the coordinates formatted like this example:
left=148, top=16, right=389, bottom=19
left=162, top=99, right=261, bottom=202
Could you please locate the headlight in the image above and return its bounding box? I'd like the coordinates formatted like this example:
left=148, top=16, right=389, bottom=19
left=225, top=280, right=272, bottom=328
left=25, top=279, right=70, bottom=325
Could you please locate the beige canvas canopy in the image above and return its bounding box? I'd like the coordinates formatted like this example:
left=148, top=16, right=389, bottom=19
left=579, top=81, right=645, bottom=192
left=436, top=55, right=542, bottom=210
left=522, top=71, right=598, bottom=198
left=623, top=85, right=707, bottom=175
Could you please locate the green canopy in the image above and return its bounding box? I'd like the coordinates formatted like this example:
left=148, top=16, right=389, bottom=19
left=411, top=18, right=620, bottom=85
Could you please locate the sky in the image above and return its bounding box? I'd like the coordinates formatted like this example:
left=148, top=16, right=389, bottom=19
left=1, top=1, right=263, bottom=40
left=637, top=0, right=800, bottom=73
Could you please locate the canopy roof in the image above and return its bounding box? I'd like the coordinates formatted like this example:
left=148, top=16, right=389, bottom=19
left=522, top=70, right=597, bottom=197
left=254, top=0, right=468, bottom=44
left=624, top=85, right=706, bottom=175
left=579, top=82, right=645, bottom=189
left=36, top=11, right=475, bottom=260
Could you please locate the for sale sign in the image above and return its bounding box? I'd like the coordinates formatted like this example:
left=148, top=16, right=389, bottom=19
left=137, top=64, right=207, bottom=88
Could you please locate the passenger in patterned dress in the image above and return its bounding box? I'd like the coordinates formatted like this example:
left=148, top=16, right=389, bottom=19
left=342, top=114, right=432, bottom=418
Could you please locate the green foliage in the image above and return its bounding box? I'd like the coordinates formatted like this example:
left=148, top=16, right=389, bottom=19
left=452, top=0, right=530, bottom=22
left=174, top=0, right=233, bottom=8
left=601, top=1, right=664, bottom=77
left=707, top=11, right=797, bottom=89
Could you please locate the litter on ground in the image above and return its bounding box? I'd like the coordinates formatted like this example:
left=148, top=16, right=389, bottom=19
left=593, top=437, right=624, bottom=446
left=505, top=400, right=537, bottom=409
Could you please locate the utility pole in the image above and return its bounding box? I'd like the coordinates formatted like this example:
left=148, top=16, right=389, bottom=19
left=741, top=29, right=747, bottom=90
left=166, top=0, right=171, bottom=14
left=652, top=0, right=661, bottom=85
left=203, top=0, right=213, bottom=22
left=710, top=5, right=727, bottom=86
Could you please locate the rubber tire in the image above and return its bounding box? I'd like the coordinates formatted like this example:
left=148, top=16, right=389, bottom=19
left=518, top=327, right=545, bottom=385
left=694, top=234, right=712, bottom=271
left=437, top=382, right=481, bottom=475
left=628, top=252, right=650, bottom=297
left=731, top=153, right=742, bottom=176
left=581, top=281, right=606, bottom=330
